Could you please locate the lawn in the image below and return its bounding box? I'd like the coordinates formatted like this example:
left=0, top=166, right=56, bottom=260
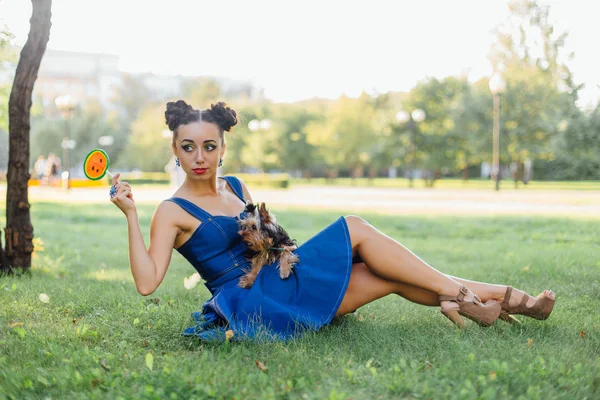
left=290, top=177, right=600, bottom=191
left=1, top=201, right=599, bottom=399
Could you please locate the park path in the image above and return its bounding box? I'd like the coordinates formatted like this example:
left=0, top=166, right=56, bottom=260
left=3, top=184, right=598, bottom=218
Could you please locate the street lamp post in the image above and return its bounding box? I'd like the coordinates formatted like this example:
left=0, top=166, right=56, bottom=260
left=489, top=73, right=506, bottom=191
left=396, top=108, right=426, bottom=188
left=55, top=95, right=76, bottom=190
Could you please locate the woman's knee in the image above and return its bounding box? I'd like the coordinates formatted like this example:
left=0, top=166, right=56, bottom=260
left=344, top=215, right=371, bottom=248
left=337, top=262, right=393, bottom=316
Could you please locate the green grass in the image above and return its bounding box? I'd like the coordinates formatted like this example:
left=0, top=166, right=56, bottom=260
left=290, top=177, right=600, bottom=191
left=1, top=202, right=599, bottom=399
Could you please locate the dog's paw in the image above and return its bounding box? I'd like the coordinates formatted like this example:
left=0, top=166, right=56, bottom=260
left=279, top=266, right=292, bottom=279
left=238, top=275, right=255, bottom=288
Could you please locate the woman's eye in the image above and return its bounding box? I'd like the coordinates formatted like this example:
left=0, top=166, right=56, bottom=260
left=182, top=146, right=194, bottom=152
left=205, top=145, right=216, bottom=152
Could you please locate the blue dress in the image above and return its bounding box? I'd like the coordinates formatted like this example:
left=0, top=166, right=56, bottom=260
left=166, top=176, right=352, bottom=342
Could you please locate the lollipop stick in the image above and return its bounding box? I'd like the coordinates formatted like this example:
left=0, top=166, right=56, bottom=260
left=106, top=170, right=113, bottom=178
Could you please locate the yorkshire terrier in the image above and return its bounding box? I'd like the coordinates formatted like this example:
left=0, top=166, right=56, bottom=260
left=236, top=202, right=299, bottom=288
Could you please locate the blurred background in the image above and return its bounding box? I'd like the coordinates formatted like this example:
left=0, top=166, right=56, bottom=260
left=0, top=0, right=599, bottom=189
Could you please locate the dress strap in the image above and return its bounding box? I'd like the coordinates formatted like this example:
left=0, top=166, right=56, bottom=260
left=164, top=197, right=211, bottom=221
left=220, top=176, right=246, bottom=203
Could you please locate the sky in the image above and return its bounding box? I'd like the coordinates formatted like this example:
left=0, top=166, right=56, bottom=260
left=1, top=0, right=599, bottom=107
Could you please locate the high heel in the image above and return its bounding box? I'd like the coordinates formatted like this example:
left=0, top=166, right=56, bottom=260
left=439, top=286, right=502, bottom=327
left=500, top=286, right=555, bottom=320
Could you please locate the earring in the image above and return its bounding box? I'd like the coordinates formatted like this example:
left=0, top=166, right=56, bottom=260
left=175, top=158, right=180, bottom=167
left=218, top=159, right=223, bottom=167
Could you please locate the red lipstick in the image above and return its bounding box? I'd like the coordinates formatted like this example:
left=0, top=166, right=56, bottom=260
left=192, top=168, right=208, bottom=175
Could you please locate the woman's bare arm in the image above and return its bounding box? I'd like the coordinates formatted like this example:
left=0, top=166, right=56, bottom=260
left=127, top=202, right=179, bottom=295
left=111, top=173, right=178, bottom=295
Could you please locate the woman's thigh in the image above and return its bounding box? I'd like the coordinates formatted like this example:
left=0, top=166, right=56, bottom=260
left=335, top=262, right=398, bottom=316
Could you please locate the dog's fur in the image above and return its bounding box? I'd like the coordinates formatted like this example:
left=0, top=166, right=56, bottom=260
left=236, top=202, right=299, bottom=288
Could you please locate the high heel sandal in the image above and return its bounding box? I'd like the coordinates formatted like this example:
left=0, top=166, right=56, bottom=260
left=500, top=286, right=555, bottom=321
left=439, top=286, right=502, bottom=327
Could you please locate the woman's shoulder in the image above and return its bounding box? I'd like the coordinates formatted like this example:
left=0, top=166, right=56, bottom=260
left=220, top=175, right=242, bottom=184
left=156, top=199, right=184, bottom=218
left=221, top=175, right=252, bottom=202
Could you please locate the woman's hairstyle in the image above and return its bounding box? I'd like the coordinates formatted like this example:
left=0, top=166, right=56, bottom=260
left=164, top=100, right=238, bottom=144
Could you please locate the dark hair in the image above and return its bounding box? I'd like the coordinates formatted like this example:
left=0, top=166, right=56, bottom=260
left=165, top=100, right=237, bottom=144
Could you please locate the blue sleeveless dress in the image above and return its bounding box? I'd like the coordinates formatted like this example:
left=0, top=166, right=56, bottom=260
left=166, top=176, right=352, bottom=342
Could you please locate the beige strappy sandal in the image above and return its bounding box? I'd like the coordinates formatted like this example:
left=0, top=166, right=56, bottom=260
left=500, top=286, right=555, bottom=322
left=439, top=286, right=502, bottom=328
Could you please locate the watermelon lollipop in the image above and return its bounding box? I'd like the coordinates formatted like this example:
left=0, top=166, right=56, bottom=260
left=83, top=149, right=112, bottom=180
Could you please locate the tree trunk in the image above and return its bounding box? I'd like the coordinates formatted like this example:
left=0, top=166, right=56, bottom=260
left=514, top=161, right=523, bottom=189
left=4, top=0, right=52, bottom=273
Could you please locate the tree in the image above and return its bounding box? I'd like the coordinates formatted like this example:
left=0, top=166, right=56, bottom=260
left=30, top=101, right=126, bottom=171
left=2, top=0, right=52, bottom=274
left=542, top=106, right=600, bottom=180
left=126, top=104, right=172, bottom=172
left=400, top=77, right=470, bottom=186
left=273, top=104, right=320, bottom=176
left=489, top=0, right=580, bottom=184
left=182, top=77, right=222, bottom=107
left=452, top=79, right=493, bottom=180
left=305, top=93, right=377, bottom=180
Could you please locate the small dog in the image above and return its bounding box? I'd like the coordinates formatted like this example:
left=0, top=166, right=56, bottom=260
left=236, top=202, right=299, bottom=288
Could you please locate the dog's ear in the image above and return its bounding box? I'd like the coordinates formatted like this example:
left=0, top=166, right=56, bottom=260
left=258, top=203, right=272, bottom=223
left=245, top=202, right=256, bottom=213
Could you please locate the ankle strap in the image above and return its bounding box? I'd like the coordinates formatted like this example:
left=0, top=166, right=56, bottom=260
left=502, top=286, right=513, bottom=307
left=439, top=286, right=469, bottom=302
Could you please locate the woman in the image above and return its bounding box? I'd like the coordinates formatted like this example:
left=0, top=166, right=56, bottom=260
left=110, top=100, right=555, bottom=341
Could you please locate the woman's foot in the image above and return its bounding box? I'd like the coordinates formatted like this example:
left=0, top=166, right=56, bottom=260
left=440, top=286, right=502, bottom=328
left=500, top=286, right=556, bottom=320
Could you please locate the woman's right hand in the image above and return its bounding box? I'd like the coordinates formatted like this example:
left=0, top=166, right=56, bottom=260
left=110, top=173, right=137, bottom=217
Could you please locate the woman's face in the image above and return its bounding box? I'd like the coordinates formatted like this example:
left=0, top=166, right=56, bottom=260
left=173, top=121, right=225, bottom=179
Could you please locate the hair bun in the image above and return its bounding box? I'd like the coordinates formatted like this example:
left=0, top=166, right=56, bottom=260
left=210, top=101, right=238, bottom=132
left=165, top=100, right=195, bottom=131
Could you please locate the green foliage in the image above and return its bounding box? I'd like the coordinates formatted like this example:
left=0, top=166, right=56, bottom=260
left=537, top=105, right=600, bottom=180
left=0, top=201, right=599, bottom=398
left=271, top=104, right=321, bottom=174
left=306, top=93, right=378, bottom=176
left=181, top=77, right=222, bottom=107
left=16, top=0, right=600, bottom=181
left=400, top=77, right=473, bottom=174
left=126, top=104, right=173, bottom=172
left=490, top=0, right=580, bottom=169
left=30, top=101, right=126, bottom=170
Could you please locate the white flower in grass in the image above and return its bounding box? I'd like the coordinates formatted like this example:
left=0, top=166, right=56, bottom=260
left=184, top=273, right=201, bottom=290
left=39, top=293, right=50, bottom=303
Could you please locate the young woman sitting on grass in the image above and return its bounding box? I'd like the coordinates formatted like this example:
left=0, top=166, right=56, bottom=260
left=109, top=100, right=556, bottom=341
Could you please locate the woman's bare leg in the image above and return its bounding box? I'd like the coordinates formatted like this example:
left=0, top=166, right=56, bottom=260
left=342, top=215, right=507, bottom=326
left=336, top=262, right=440, bottom=316
left=446, top=276, right=507, bottom=302
left=450, top=276, right=555, bottom=307
left=344, top=216, right=466, bottom=297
